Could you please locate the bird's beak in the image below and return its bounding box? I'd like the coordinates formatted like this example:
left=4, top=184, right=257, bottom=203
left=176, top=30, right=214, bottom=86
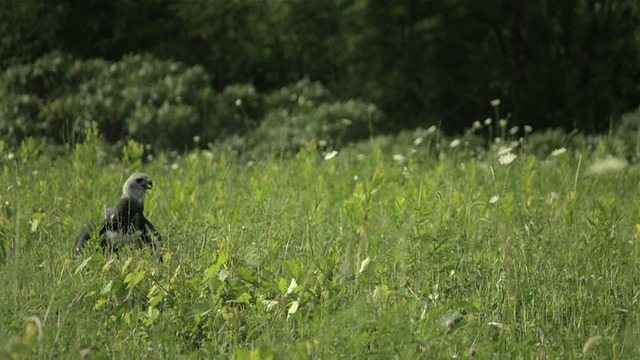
left=145, top=181, right=153, bottom=190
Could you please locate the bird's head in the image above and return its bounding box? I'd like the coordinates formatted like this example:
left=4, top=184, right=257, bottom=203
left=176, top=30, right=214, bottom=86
left=122, top=173, right=153, bottom=204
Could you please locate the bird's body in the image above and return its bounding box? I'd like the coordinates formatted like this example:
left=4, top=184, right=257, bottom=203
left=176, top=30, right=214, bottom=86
left=74, top=173, right=162, bottom=255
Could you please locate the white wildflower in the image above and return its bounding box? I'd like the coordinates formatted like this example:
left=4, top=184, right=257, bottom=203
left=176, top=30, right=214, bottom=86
left=403, top=166, right=411, bottom=178
left=288, top=300, right=299, bottom=317
left=425, top=125, right=437, bottom=135
left=264, top=300, right=278, bottom=311
left=484, top=118, right=492, bottom=126
left=287, top=278, right=297, bottom=294
left=491, top=99, right=501, bottom=107
left=498, top=152, right=517, bottom=165
left=524, top=125, right=533, bottom=133
left=234, top=99, right=242, bottom=107
left=449, top=139, right=461, bottom=148
left=497, top=146, right=514, bottom=156
left=472, top=121, right=482, bottom=130
left=587, top=156, right=627, bottom=175
left=489, top=195, right=500, bottom=204
left=509, top=126, right=519, bottom=135
left=413, top=137, right=423, bottom=146
left=324, top=150, right=338, bottom=160
left=392, top=154, right=406, bottom=162
left=551, top=147, right=567, bottom=157
left=499, top=119, right=508, bottom=128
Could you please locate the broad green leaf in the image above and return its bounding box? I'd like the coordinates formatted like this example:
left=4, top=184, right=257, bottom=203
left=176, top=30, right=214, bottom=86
left=278, top=278, right=287, bottom=293
left=94, top=298, right=107, bottom=310
left=124, top=271, right=144, bottom=289
left=74, top=257, right=92, bottom=275
left=148, top=295, right=163, bottom=307
left=190, top=302, right=212, bottom=317
left=100, top=280, right=113, bottom=295
left=235, top=292, right=252, bottom=304
left=358, top=256, right=371, bottom=274
left=121, top=257, right=132, bottom=273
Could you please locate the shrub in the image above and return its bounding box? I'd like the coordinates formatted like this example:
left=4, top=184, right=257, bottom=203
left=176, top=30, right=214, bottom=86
left=264, top=78, right=334, bottom=113
left=0, top=52, right=76, bottom=141
left=1, top=51, right=74, bottom=98
left=203, top=84, right=264, bottom=140
left=0, top=93, right=44, bottom=140
left=615, top=107, right=640, bottom=161
left=0, top=52, right=217, bottom=150
left=255, top=100, right=382, bottom=153
left=74, top=54, right=214, bottom=149
left=1, top=54, right=382, bottom=154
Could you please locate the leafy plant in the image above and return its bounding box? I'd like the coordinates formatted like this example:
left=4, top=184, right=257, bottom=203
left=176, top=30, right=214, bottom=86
left=0, top=124, right=639, bottom=358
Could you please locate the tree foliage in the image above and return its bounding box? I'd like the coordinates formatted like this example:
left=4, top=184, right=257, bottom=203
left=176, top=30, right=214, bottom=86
left=0, top=0, right=638, bottom=140
left=0, top=53, right=382, bottom=152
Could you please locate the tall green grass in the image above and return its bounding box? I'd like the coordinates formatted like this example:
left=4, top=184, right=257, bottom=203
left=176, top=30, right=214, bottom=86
left=1, top=127, right=639, bottom=359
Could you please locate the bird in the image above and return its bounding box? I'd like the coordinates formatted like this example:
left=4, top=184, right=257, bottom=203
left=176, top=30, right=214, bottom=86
left=74, top=172, right=162, bottom=255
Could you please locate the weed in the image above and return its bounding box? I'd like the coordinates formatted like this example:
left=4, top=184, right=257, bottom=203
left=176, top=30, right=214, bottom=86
left=1, top=126, right=639, bottom=358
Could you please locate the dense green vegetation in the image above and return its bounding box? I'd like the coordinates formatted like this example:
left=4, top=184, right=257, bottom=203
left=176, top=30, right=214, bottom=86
left=1, top=121, right=640, bottom=358
left=1, top=0, right=639, bottom=135
left=0, top=52, right=380, bottom=152
left=1, top=1, right=639, bottom=358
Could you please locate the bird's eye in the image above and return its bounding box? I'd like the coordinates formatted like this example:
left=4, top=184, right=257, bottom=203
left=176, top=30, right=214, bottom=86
left=136, top=178, right=143, bottom=184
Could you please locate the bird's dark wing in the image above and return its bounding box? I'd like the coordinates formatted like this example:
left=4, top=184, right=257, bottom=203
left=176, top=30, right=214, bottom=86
left=141, top=215, right=162, bottom=251
left=103, top=206, right=118, bottom=222
left=73, top=206, right=115, bottom=255
left=73, top=227, right=91, bottom=255
left=74, top=219, right=105, bottom=255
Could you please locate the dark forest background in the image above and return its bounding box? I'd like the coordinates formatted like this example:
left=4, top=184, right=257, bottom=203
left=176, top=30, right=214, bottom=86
left=0, top=0, right=639, bottom=151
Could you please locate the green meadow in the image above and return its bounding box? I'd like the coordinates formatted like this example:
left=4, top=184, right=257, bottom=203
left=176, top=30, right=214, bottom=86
left=1, top=126, right=640, bottom=359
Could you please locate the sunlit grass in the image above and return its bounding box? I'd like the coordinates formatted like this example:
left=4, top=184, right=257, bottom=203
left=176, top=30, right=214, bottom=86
left=1, top=126, right=640, bottom=358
